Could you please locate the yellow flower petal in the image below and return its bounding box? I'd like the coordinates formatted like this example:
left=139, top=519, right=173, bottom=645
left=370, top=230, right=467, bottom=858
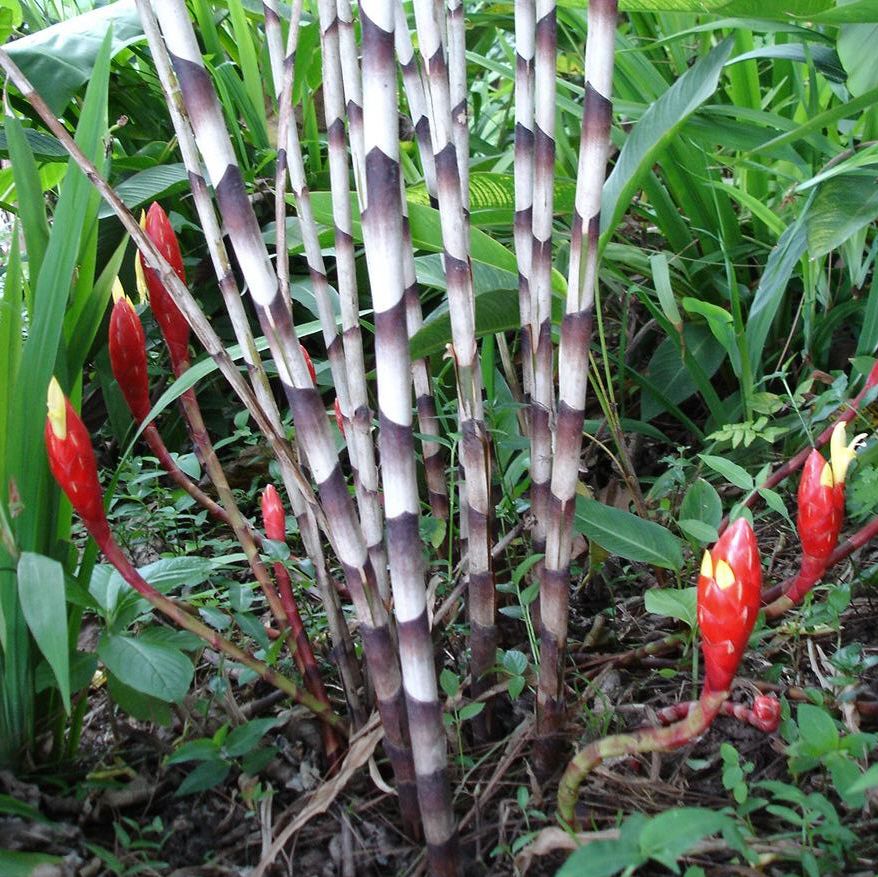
left=820, top=461, right=833, bottom=488
left=714, top=559, right=735, bottom=590
left=830, top=422, right=866, bottom=485
left=111, top=277, right=125, bottom=305
left=700, top=550, right=713, bottom=579
left=46, top=377, right=67, bottom=439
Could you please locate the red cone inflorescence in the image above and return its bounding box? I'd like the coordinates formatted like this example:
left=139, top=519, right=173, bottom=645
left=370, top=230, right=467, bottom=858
left=140, top=203, right=190, bottom=375
left=45, top=378, right=111, bottom=545
left=261, top=484, right=286, bottom=542
left=697, top=517, right=762, bottom=695
left=787, top=423, right=864, bottom=603
left=108, top=284, right=152, bottom=424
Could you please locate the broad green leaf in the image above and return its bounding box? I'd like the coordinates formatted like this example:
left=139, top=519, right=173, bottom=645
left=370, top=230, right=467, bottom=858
left=309, top=192, right=565, bottom=295
left=639, top=807, right=731, bottom=871
left=557, top=813, right=648, bottom=877
left=729, top=44, right=845, bottom=83
left=677, top=518, right=718, bottom=544
left=699, top=454, right=754, bottom=491
left=0, top=127, right=67, bottom=160
left=808, top=173, right=878, bottom=258
left=166, top=738, right=222, bottom=765
left=746, top=218, right=809, bottom=372
left=601, top=39, right=733, bottom=242
left=0, top=793, right=49, bottom=823
left=644, top=587, right=697, bottom=629
left=838, top=23, right=878, bottom=95
left=411, top=287, right=547, bottom=360
left=814, top=1, right=878, bottom=24
left=223, top=717, right=284, bottom=758
left=574, top=497, right=683, bottom=570
left=106, top=671, right=172, bottom=725
left=96, top=164, right=189, bottom=219
left=414, top=253, right=518, bottom=295
left=558, top=0, right=831, bottom=13
left=796, top=704, right=839, bottom=755
left=5, top=0, right=144, bottom=114
left=175, top=758, right=231, bottom=796
left=641, top=324, right=726, bottom=422
left=17, top=553, right=70, bottom=713
left=680, top=479, right=723, bottom=530
left=98, top=633, right=193, bottom=703
left=0, top=223, right=23, bottom=486
left=846, top=763, right=878, bottom=795
left=0, top=850, right=63, bottom=876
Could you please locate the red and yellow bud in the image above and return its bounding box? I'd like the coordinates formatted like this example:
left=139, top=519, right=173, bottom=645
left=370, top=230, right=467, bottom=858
left=45, top=378, right=110, bottom=542
left=261, top=484, right=286, bottom=542
left=797, top=448, right=842, bottom=562
left=696, top=517, right=762, bottom=695
left=108, top=285, right=152, bottom=424
left=140, top=202, right=190, bottom=374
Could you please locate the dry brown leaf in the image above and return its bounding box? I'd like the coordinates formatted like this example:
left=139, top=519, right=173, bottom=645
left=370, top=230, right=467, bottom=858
left=251, top=714, right=384, bottom=877
left=514, top=826, right=620, bottom=875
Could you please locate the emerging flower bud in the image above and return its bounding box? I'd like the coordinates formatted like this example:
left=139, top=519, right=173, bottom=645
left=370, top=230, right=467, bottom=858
left=798, top=449, right=842, bottom=562
left=300, top=346, right=317, bottom=384
left=45, top=378, right=110, bottom=541
left=697, top=517, right=762, bottom=695
left=108, top=287, right=152, bottom=424
left=334, top=398, right=345, bottom=437
left=751, top=695, right=781, bottom=732
left=140, top=202, right=190, bottom=375
left=261, top=484, right=286, bottom=542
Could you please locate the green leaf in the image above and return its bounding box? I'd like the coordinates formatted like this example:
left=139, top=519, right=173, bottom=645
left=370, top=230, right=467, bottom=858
left=677, top=519, right=718, bottom=545
left=17, top=553, right=70, bottom=713
left=106, top=671, right=172, bottom=725
left=502, top=649, right=529, bottom=677
left=557, top=813, right=648, bottom=877
left=796, top=704, right=839, bottom=755
left=166, top=739, right=222, bottom=765
left=96, top=164, right=189, bottom=219
left=808, top=173, right=878, bottom=258
left=644, top=587, right=698, bottom=630
left=846, top=763, right=878, bottom=795
left=639, top=807, right=731, bottom=871
left=98, top=633, right=193, bottom=703
left=699, top=455, right=754, bottom=491
left=5, top=0, right=144, bottom=114
left=641, top=324, right=726, bottom=422
left=223, top=718, right=282, bottom=758
left=0, top=127, right=67, bottom=160
left=574, top=497, right=683, bottom=571
left=0, top=850, right=63, bottom=876
left=0, top=793, right=50, bottom=823
left=175, top=759, right=231, bottom=796
left=440, top=668, right=459, bottom=698
left=680, top=479, right=723, bottom=530
left=4, top=115, right=50, bottom=282
left=458, top=701, right=486, bottom=722
left=838, top=23, right=878, bottom=96
left=601, top=39, right=733, bottom=243
left=746, top=218, right=809, bottom=372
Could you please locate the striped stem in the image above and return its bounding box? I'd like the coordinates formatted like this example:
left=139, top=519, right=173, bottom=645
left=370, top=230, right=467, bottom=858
left=135, top=0, right=364, bottom=722
left=446, top=0, right=468, bottom=212
left=394, top=3, right=451, bottom=521
left=149, top=0, right=418, bottom=832
left=513, top=0, right=536, bottom=415
left=360, top=0, right=459, bottom=868
left=315, top=0, right=391, bottom=605
left=536, top=0, right=617, bottom=771
left=528, top=0, right=557, bottom=560
left=411, top=0, right=497, bottom=737
left=395, top=1, right=438, bottom=198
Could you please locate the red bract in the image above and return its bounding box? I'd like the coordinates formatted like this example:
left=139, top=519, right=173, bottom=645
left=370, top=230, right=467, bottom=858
left=752, top=695, right=781, bottom=733
left=141, top=203, right=190, bottom=374
left=334, top=398, right=345, bottom=437
left=797, top=449, right=840, bottom=562
left=261, top=484, right=286, bottom=542
left=301, top=346, right=317, bottom=384
left=44, top=378, right=110, bottom=544
left=697, top=517, right=762, bottom=695
left=108, top=286, right=152, bottom=424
